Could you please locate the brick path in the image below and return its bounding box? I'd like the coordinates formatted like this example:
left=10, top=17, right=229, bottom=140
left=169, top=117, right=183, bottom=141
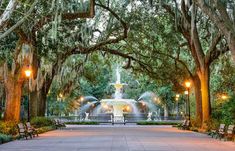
left=0, top=125, right=234, bottom=151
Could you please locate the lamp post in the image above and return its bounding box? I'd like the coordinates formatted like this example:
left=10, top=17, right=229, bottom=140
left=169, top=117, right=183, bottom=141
left=175, top=94, right=180, bottom=118
left=58, top=93, right=63, bottom=117
left=185, top=81, right=191, bottom=121
left=80, top=96, right=87, bottom=121
left=25, top=68, right=32, bottom=122
left=80, top=96, right=85, bottom=115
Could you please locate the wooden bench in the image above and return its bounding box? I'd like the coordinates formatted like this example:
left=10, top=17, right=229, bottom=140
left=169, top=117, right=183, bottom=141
left=225, top=125, right=235, bottom=141
left=209, top=124, right=225, bottom=139
left=17, top=123, right=32, bottom=140
left=178, top=120, right=186, bottom=129
left=54, top=119, right=66, bottom=129
left=26, top=122, right=38, bottom=137
left=178, top=120, right=190, bottom=130
left=182, top=120, right=190, bottom=130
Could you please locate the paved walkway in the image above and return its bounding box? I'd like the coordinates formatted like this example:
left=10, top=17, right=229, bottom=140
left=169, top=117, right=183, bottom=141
left=0, top=125, right=235, bottom=151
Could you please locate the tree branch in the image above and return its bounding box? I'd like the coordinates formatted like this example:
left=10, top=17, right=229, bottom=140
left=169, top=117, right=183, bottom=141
left=205, top=32, right=222, bottom=64
left=0, top=0, right=37, bottom=40
left=0, top=0, right=17, bottom=30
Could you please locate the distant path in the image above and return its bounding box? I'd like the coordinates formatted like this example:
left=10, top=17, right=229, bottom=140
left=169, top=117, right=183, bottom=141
left=0, top=125, right=234, bottom=151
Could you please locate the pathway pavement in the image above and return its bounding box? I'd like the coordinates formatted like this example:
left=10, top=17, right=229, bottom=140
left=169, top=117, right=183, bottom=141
left=0, top=125, right=234, bottom=151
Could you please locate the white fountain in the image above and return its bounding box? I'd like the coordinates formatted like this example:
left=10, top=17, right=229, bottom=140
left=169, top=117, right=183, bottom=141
left=100, top=66, right=136, bottom=123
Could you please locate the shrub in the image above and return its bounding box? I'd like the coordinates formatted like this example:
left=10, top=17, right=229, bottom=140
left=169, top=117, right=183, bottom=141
left=0, top=121, right=18, bottom=135
left=0, top=133, right=13, bottom=144
left=30, top=117, right=54, bottom=128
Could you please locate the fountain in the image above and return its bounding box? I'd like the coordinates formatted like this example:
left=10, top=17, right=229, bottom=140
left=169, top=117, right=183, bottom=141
left=73, top=66, right=164, bottom=123
left=100, top=66, right=137, bottom=123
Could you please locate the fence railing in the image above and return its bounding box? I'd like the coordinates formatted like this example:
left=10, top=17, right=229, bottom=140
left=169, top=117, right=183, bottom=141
left=49, top=114, right=183, bottom=124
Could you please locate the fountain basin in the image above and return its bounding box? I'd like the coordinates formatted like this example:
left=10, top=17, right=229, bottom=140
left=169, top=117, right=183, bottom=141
left=100, top=99, right=137, bottom=123
left=100, top=99, right=136, bottom=105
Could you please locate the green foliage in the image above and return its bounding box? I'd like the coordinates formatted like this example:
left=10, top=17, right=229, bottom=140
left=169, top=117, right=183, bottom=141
left=212, top=95, right=235, bottom=125
left=204, top=118, right=220, bottom=132
left=65, top=121, right=99, bottom=125
left=30, top=117, right=54, bottom=128
left=137, top=121, right=179, bottom=125
left=0, top=134, right=13, bottom=144
left=0, top=121, right=18, bottom=135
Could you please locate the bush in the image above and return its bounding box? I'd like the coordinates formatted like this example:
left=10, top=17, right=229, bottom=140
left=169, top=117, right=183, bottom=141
left=30, top=117, right=54, bottom=128
left=137, top=121, right=180, bottom=125
left=212, top=95, right=235, bottom=125
left=65, top=121, right=99, bottom=125
left=0, top=134, right=13, bottom=144
left=0, top=121, right=18, bottom=135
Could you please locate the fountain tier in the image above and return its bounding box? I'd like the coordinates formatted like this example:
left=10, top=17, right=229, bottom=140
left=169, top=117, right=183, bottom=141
left=100, top=99, right=136, bottom=122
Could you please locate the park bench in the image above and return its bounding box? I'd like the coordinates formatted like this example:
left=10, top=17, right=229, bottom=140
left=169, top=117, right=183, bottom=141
left=111, top=115, right=126, bottom=125
left=178, top=120, right=190, bottom=130
left=54, top=119, right=66, bottom=129
left=210, top=124, right=225, bottom=139
left=178, top=119, right=186, bottom=129
left=17, top=123, right=32, bottom=140
left=182, top=120, right=190, bottom=130
left=225, top=125, right=235, bottom=141
left=26, top=122, right=38, bottom=137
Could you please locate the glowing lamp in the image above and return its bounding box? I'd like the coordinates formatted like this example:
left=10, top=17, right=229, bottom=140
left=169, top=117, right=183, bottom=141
left=25, top=69, right=31, bottom=77
left=221, top=95, right=228, bottom=100
left=80, top=96, right=84, bottom=101
left=185, top=81, right=191, bottom=88
left=59, top=93, right=63, bottom=98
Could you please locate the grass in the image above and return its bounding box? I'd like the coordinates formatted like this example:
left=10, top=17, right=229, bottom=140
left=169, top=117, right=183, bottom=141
left=65, top=121, right=99, bottom=125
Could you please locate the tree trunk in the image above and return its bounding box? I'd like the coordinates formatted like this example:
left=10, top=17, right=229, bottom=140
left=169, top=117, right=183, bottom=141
left=198, top=66, right=211, bottom=124
left=164, top=104, right=169, bottom=120
left=29, top=91, right=38, bottom=118
left=37, top=88, right=47, bottom=116
left=29, top=86, right=48, bottom=117
left=4, top=76, right=23, bottom=122
left=192, top=74, right=202, bottom=126
left=36, top=77, right=53, bottom=117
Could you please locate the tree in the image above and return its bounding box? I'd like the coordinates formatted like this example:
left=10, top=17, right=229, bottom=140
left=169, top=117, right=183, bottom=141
left=28, top=0, right=129, bottom=117
left=195, top=0, right=235, bottom=61
left=0, top=0, right=97, bottom=121
left=158, top=0, right=229, bottom=125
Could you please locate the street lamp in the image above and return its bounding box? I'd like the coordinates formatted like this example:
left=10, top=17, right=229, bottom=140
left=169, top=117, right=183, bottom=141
left=175, top=94, right=180, bottom=118
left=185, top=81, right=191, bottom=121
left=58, top=93, right=63, bottom=117
left=80, top=96, right=85, bottom=108
left=79, top=96, right=85, bottom=117
left=221, top=94, right=228, bottom=100
left=25, top=68, right=32, bottom=122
